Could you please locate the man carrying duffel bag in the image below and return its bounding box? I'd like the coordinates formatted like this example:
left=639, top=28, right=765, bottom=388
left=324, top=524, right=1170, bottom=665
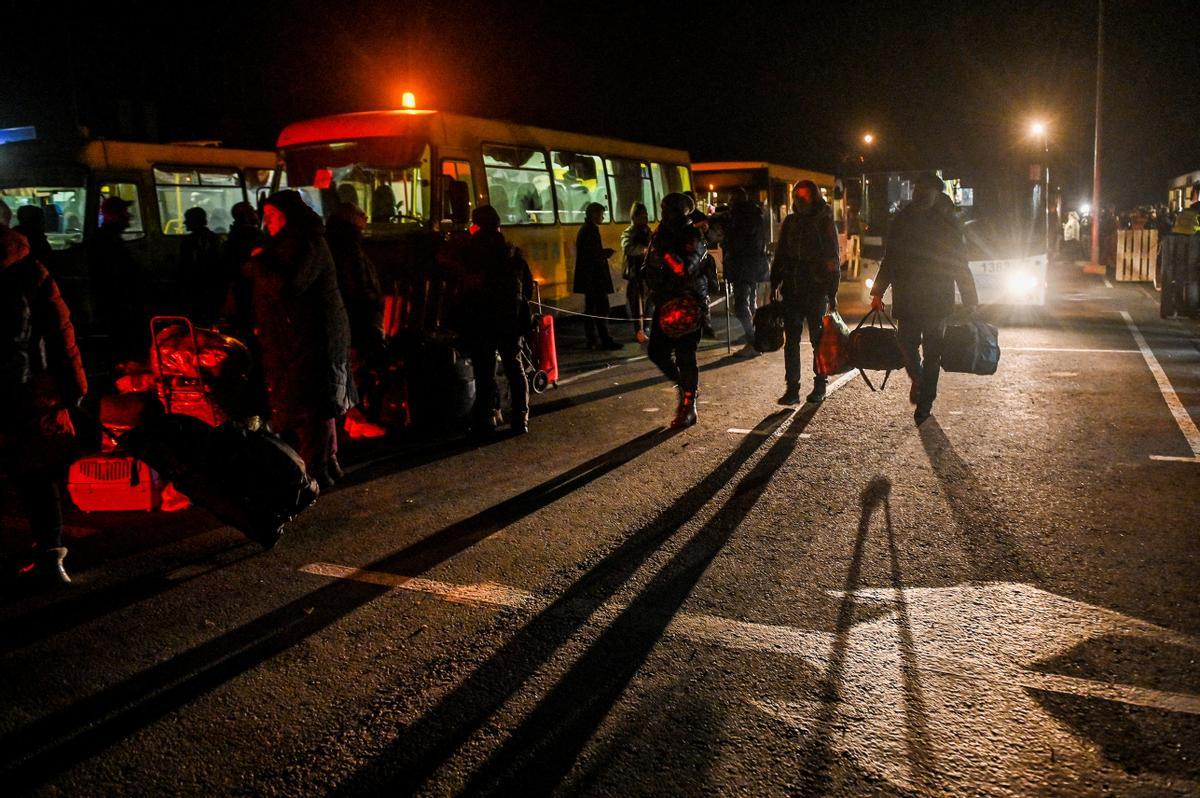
left=870, top=173, right=978, bottom=425
left=770, top=180, right=841, bottom=405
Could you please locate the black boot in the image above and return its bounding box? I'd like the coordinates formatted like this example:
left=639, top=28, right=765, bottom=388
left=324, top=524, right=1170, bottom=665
left=806, top=377, right=828, bottom=404
left=777, top=383, right=801, bottom=406
left=671, top=389, right=698, bottom=428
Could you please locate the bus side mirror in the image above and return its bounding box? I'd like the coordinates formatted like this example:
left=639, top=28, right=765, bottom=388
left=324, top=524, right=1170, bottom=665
left=447, top=179, right=470, bottom=224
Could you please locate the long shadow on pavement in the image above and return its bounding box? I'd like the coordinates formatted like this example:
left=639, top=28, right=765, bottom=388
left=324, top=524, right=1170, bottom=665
left=919, top=418, right=1037, bottom=582
left=329, top=406, right=806, bottom=795
left=0, top=427, right=673, bottom=791
left=792, top=477, right=889, bottom=791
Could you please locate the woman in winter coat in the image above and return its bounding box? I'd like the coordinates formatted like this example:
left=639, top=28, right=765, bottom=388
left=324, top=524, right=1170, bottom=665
left=573, top=202, right=620, bottom=350
left=247, top=191, right=353, bottom=488
left=621, top=202, right=652, bottom=343
left=0, top=227, right=87, bottom=585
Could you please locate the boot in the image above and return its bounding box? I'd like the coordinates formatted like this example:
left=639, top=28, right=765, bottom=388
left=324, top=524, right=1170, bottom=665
left=777, top=383, right=802, bottom=406
left=671, top=389, right=698, bottom=428
left=806, top=377, right=828, bottom=404
left=36, top=547, right=71, bottom=585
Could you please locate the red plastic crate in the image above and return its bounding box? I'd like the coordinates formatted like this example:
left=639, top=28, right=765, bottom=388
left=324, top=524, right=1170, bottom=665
left=68, top=455, right=163, bottom=512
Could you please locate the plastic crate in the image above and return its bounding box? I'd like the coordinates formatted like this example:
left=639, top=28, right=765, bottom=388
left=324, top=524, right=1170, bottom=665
left=68, top=455, right=163, bottom=512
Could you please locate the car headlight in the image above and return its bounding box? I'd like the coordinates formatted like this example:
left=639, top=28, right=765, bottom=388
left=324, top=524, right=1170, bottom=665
left=1007, top=272, right=1038, bottom=293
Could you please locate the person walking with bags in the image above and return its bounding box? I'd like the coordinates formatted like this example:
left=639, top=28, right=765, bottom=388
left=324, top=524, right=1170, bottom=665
left=574, top=202, right=621, bottom=350
left=643, top=193, right=708, bottom=428
left=721, top=188, right=770, bottom=357
left=621, top=202, right=652, bottom=343
left=870, top=172, right=978, bottom=425
left=770, top=180, right=841, bottom=405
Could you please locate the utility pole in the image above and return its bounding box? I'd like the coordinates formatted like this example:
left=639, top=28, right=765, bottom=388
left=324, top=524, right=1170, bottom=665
left=1088, top=0, right=1104, bottom=269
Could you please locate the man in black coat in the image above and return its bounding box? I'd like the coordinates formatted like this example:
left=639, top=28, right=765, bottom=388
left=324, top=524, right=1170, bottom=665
left=87, top=195, right=148, bottom=367
left=770, top=180, right=841, bottom=405
left=460, top=205, right=534, bottom=436
left=180, top=207, right=224, bottom=325
left=573, top=202, right=620, bottom=350
left=720, top=188, right=770, bottom=357
left=871, top=172, right=978, bottom=424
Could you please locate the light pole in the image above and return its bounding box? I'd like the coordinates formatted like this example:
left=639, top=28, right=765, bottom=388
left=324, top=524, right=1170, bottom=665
left=1089, top=0, right=1104, bottom=269
left=1030, top=121, right=1050, bottom=255
left=860, top=133, right=875, bottom=230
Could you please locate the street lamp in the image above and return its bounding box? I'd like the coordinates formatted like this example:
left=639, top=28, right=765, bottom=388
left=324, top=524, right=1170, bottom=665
left=1029, top=121, right=1050, bottom=255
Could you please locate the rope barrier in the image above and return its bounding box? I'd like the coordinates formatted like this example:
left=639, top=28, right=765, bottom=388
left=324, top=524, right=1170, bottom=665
left=531, top=294, right=728, bottom=323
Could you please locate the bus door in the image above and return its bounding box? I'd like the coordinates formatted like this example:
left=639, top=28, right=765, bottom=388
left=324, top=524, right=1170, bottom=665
left=93, top=171, right=158, bottom=302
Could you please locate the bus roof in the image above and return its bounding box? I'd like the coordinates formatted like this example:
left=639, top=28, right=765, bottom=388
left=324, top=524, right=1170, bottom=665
left=276, top=110, right=691, bottom=164
left=77, top=140, right=276, bottom=171
left=692, top=161, right=835, bottom=185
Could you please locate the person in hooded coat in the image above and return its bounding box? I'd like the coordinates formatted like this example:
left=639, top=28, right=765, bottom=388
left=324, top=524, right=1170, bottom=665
left=643, top=192, right=708, bottom=428
left=0, top=227, right=87, bottom=586
left=770, top=179, right=841, bottom=405
left=573, top=202, right=620, bottom=350
left=870, top=173, right=978, bottom=424
left=621, top=202, right=653, bottom=343
left=13, top=205, right=54, bottom=268
left=246, top=190, right=353, bottom=487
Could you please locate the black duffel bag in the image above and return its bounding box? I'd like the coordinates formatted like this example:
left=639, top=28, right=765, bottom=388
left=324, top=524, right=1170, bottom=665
left=848, top=308, right=905, bottom=390
left=122, top=414, right=318, bottom=548
left=942, top=319, right=1000, bottom=375
left=753, top=301, right=786, bottom=353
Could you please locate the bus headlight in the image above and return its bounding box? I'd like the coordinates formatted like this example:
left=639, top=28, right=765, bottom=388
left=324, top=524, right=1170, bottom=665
left=1007, top=272, right=1038, bottom=293
left=865, top=277, right=874, bottom=289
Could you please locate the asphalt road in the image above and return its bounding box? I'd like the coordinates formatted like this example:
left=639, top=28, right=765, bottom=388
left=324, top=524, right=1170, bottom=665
left=2, top=264, right=1199, bottom=797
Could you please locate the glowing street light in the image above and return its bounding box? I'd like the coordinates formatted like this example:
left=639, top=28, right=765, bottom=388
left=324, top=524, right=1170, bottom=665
left=863, top=133, right=875, bottom=145
left=1029, top=121, right=1046, bottom=138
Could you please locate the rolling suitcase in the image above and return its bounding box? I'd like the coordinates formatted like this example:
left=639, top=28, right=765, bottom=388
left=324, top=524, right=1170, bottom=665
left=942, top=319, right=1000, bottom=375
left=530, top=282, right=558, bottom=386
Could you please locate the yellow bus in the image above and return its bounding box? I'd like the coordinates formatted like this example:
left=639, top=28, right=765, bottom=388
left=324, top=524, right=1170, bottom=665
left=0, top=137, right=276, bottom=325
left=691, top=161, right=841, bottom=247
left=273, top=109, right=693, bottom=313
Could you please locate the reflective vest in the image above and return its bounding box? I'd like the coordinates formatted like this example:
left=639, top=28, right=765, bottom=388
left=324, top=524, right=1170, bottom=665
left=1173, top=207, right=1200, bottom=235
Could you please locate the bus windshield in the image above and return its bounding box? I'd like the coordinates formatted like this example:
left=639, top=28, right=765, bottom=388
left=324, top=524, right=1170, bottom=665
left=282, top=139, right=432, bottom=236
left=0, top=186, right=88, bottom=249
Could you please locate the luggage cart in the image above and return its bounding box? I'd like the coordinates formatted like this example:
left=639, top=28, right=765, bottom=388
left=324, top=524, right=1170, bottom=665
left=150, top=316, right=224, bottom=427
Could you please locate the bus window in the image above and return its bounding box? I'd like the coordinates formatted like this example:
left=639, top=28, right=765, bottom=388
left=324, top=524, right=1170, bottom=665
left=154, top=167, right=245, bottom=234
left=551, top=151, right=610, bottom=224
left=98, top=182, right=145, bottom=240
left=482, top=144, right=553, bottom=225
left=771, top=179, right=791, bottom=225
left=651, top=162, right=692, bottom=201
left=0, top=186, right=87, bottom=249
left=440, top=159, right=476, bottom=212
left=605, top=158, right=656, bottom=222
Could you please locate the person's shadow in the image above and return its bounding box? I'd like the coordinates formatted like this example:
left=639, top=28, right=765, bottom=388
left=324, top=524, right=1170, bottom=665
left=919, top=418, right=1034, bottom=583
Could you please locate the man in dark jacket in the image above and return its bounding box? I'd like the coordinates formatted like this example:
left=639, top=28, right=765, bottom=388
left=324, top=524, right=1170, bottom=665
left=870, top=173, right=978, bottom=424
left=720, top=188, right=770, bottom=357
left=326, top=203, right=384, bottom=408
left=1, top=227, right=87, bottom=586
left=13, top=205, right=54, bottom=267
left=461, top=205, right=534, bottom=436
left=87, top=195, right=147, bottom=367
left=770, top=180, right=841, bottom=405
left=221, top=201, right=263, bottom=339
left=180, top=207, right=224, bottom=324
left=249, top=191, right=354, bottom=488
left=643, top=192, right=708, bottom=428
left=574, top=202, right=620, bottom=350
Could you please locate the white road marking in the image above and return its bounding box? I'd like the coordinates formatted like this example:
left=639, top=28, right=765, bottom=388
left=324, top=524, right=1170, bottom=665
left=1007, top=346, right=1139, bottom=354
left=1047, top=371, right=1079, bottom=378
left=1148, top=455, right=1200, bottom=464
left=304, top=565, right=1200, bottom=730
left=726, top=428, right=754, bottom=435
left=299, top=563, right=537, bottom=608
left=554, top=364, right=615, bottom=387
left=642, top=408, right=660, bottom=413
left=1120, top=311, right=1200, bottom=459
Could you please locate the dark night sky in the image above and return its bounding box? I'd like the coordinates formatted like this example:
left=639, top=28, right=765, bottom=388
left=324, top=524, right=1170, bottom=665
left=5, top=0, right=1197, bottom=209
